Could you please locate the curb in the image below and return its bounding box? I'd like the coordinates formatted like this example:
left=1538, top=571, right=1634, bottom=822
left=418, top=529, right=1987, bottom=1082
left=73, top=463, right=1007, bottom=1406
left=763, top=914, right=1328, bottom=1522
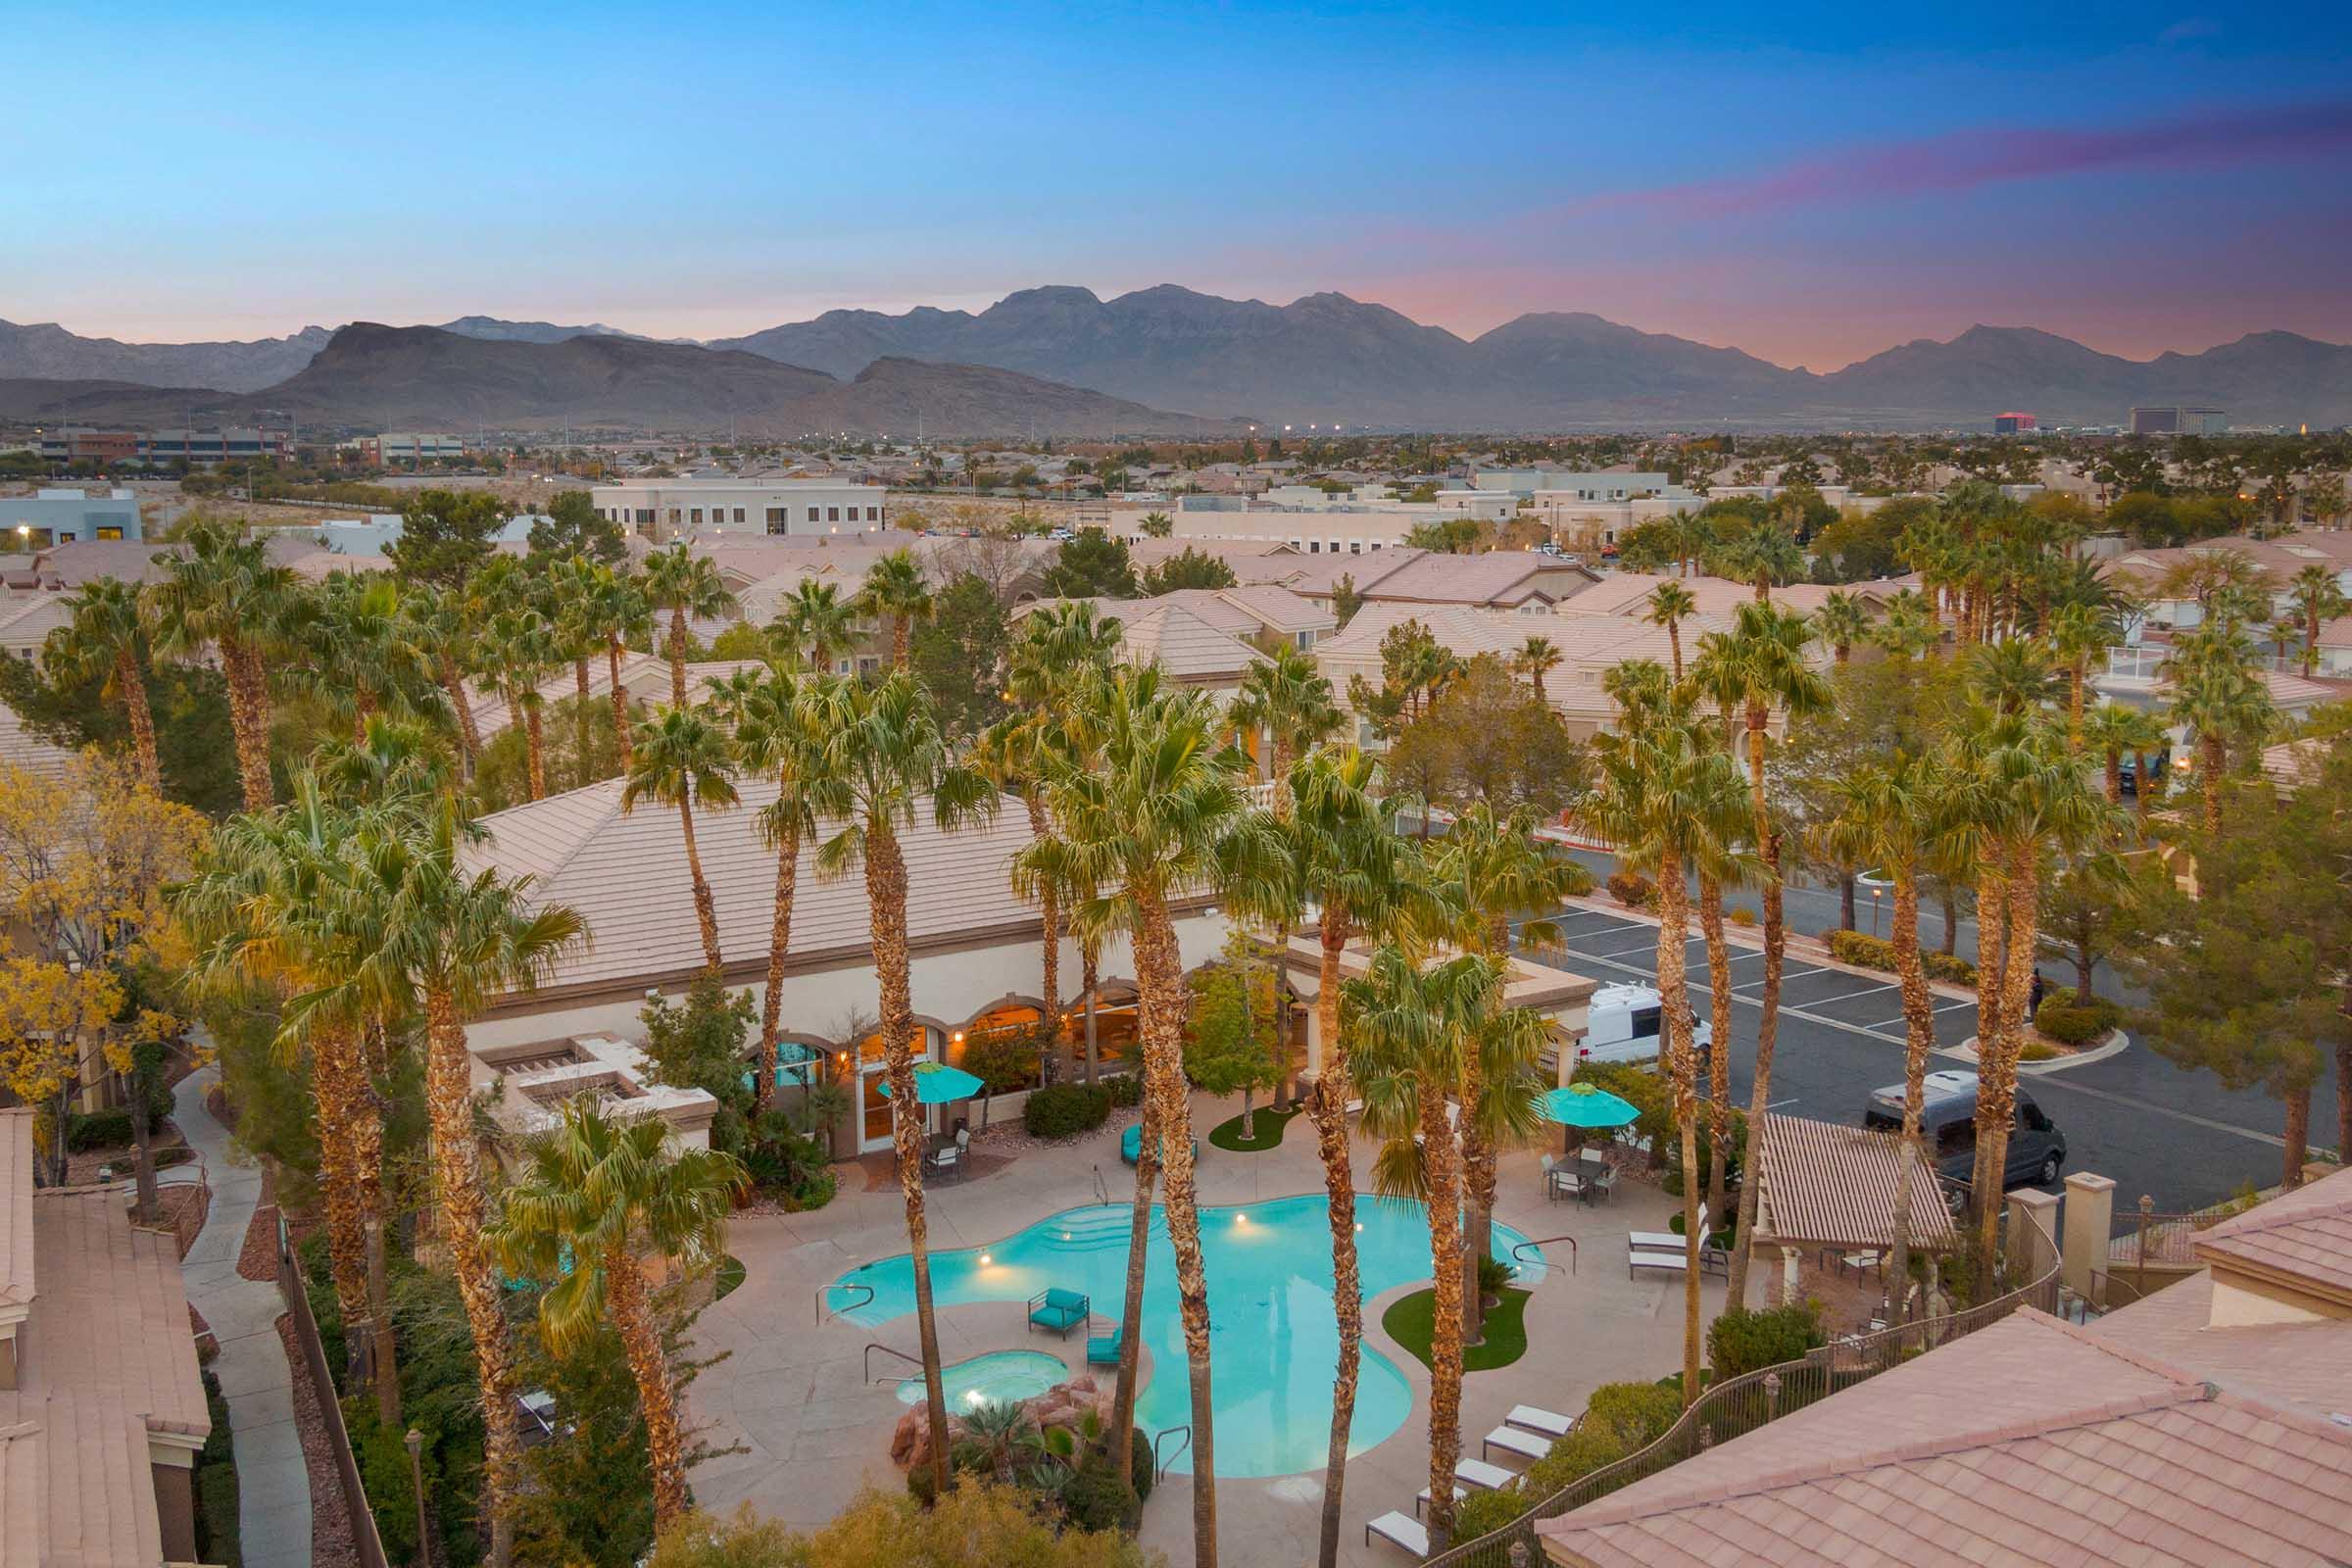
left=1943, top=1028, right=2130, bottom=1075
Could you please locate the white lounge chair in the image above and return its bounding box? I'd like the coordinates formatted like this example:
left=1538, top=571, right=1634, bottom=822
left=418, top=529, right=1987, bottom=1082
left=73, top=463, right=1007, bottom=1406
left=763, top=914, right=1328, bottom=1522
left=1413, top=1457, right=1515, bottom=1515
left=1504, top=1404, right=1575, bottom=1439
left=1630, top=1246, right=1689, bottom=1280
left=1414, top=1483, right=1467, bottom=1517
left=1364, top=1510, right=1429, bottom=1554
left=1481, top=1424, right=1553, bottom=1462
left=1629, top=1204, right=1705, bottom=1252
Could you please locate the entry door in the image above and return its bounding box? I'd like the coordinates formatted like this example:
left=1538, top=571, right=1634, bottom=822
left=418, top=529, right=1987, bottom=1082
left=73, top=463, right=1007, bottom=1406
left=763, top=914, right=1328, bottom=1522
left=857, top=1030, right=936, bottom=1153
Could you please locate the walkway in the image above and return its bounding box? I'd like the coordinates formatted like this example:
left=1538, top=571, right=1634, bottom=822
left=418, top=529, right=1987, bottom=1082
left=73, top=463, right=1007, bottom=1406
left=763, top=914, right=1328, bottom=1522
left=174, top=1065, right=314, bottom=1568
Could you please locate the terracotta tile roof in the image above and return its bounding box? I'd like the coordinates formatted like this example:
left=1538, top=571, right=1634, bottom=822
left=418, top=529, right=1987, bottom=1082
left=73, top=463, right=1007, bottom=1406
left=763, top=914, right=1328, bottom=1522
left=1124, top=537, right=1299, bottom=565
left=0, top=1390, right=165, bottom=1568
left=2195, top=1163, right=2352, bottom=1301
left=1352, top=551, right=1596, bottom=607
left=0, top=1111, right=29, bottom=1311
left=1755, top=1111, right=1956, bottom=1250
left=2093, top=1270, right=2352, bottom=1416
left=1260, top=548, right=1427, bottom=597
left=1539, top=1310, right=2352, bottom=1568
left=0, top=593, right=74, bottom=654
left=1558, top=571, right=1858, bottom=619
left=2262, top=738, right=2325, bottom=791
left=1209, top=583, right=1335, bottom=636
left=26, top=1189, right=210, bottom=1440
left=466, top=778, right=1054, bottom=999
left=1106, top=603, right=1265, bottom=682
left=466, top=656, right=770, bottom=740
left=0, top=701, right=77, bottom=787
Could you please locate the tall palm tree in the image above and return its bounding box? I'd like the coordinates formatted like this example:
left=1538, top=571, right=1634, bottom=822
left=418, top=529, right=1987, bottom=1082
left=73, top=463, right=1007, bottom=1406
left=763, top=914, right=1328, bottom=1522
left=1708, top=521, right=1805, bottom=602
left=1509, top=635, right=1563, bottom=699
left=1017, top=665, right=1285, bottom=1568
left=1229, top=640, right=1344, bottom=801
left=980, top=711, right=1069, bottom=1068
left=492, top=1098, right=745, bottom=1528
left=573, top=562, right=651, bottom=776
left=1871, top=589, right=1936, bottom=662
left=1277, top=747, right=1427, bottom=1568
left=1894, top=511, right=1958, bottom=651
left=775, top=578, right=856, bottom=672
left=2162, top=624, right=2276, bottom=834
left=1642, top=580, right=1697, bottom=679
left=45, top=575, right=161, bottom=789
left=1690, top=601, right=1831, bottom=1302
left=304, top=573, right=448, bottom=742
left=2082, top=701, right=2166, bottom=807
left=1348, top=947, right=1544, bottom=1554
left=801, top=671, right=996, bottom=1501
left=707, top=665, right=822, bottom=1109
left=147, top=521, right=306, bottom=812
left=482, top=606, right=562, bottom=801
left=331, top=797, right=585, bottom=1567
left=642, top=544, right=737, bottom=705
left=622, top=705, right=739, bottom=974
left=1814, top=588, right=1869, bottom=665
left=855, top=548, right=933, bottom=669
left=1426, top=804, right=1584, bottom=1343
left=2287, top=564, right=2349, bottom=677
left=2046, top=601, right=2112, bottom=747
left=1575, top=699, right=1755, bottom=1401
left=399, top=582, right=486, bottom=778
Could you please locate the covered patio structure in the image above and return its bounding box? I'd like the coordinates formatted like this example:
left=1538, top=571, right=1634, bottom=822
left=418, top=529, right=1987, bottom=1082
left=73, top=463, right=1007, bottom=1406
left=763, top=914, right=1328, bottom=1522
left=1749, top=1111, right=1956, bottom=1314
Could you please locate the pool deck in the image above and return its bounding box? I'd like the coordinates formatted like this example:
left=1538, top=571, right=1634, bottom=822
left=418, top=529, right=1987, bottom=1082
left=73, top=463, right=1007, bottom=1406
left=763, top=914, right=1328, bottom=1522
left=684, top=1090, right=1727, bottom=1564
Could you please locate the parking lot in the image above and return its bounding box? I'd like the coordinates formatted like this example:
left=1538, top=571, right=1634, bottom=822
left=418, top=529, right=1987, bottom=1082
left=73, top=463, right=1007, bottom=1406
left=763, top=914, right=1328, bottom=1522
left=1520, top=903, right=2315, bottom=1212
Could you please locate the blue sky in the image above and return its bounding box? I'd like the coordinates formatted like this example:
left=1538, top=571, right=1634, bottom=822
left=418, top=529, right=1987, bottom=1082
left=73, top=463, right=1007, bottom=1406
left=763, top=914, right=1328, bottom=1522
left=10, top=1, right=2351, bottom=367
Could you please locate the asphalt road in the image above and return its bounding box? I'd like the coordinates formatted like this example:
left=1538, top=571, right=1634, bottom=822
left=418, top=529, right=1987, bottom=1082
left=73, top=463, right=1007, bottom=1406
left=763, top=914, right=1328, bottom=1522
left=1518, top=900, right=2320, bottom=1212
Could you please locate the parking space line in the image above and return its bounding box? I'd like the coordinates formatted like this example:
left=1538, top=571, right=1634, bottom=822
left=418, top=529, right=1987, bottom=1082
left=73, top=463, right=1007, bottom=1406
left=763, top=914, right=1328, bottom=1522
left=1784, top=979, right=1898, bottom=1005
left=1545, top=942, right=1915, bottom=1050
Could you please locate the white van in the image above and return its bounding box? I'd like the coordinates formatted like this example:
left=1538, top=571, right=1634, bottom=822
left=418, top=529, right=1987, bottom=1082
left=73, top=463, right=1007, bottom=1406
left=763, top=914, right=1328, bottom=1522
left=1571, top=982, right=1713, bottom=1071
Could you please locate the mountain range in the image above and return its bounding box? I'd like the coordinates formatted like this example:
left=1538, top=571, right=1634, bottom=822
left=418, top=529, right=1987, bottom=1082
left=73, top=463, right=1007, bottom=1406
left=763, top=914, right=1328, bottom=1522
left=5, top=286, right=2349, bottom=430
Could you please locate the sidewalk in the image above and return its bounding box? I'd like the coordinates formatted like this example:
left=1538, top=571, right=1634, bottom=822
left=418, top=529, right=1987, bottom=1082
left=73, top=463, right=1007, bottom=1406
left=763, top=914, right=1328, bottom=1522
left=174, top=1065, right=314, bottom=1568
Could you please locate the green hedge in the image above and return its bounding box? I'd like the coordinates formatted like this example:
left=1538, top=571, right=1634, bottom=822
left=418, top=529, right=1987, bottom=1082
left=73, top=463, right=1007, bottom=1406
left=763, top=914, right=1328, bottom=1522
left=1103, top=1072, right=1144, bottom=1108
left=1605, top=870, right=1655, bottom=908
left=1707, top=1301, right=1826, bottom=1379
left=1023, top=1083, right=1111, bottom=1139
left=1825, top=929, right=1978, bottom=985
left=1451, top=1378, right=1683, bottom=1537
left=194, top=1367, right=240, bottom=1567
left=2034, top=994, right=2119, bottom=1046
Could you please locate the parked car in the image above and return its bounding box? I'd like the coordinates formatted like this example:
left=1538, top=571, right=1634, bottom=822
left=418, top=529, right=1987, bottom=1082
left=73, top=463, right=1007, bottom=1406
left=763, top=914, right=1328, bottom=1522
left=1864, top=1069, right=2066, bottom=1210
left=1574, top=981, right=1713, bottom=1070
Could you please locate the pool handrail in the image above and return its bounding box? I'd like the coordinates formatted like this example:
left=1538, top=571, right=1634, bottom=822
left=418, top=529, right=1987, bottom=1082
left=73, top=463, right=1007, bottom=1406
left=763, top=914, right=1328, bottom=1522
left=1511, top=1236, right=1577, bottom=1277
left=816, top=1280, right=875, bottom=1325
left=1152, top=1424, right=1192, bottom=1481
left=1091, top=1163, right=1110, bottom=1206
left=864, top=1342, right=923, bottom=1386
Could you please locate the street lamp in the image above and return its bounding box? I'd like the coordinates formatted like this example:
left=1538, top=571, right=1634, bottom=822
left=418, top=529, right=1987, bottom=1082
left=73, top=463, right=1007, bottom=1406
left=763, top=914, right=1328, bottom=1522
left=1870, top=886, right=1883, bottom=939
left=404, top=1428, right=429, bottom=1568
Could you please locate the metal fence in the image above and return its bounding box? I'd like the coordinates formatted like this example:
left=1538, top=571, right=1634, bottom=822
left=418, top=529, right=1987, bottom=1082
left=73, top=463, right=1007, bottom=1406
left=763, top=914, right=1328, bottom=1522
left=276, top=1213, right=393, bottom=1568
left=1417, top=1263, right=2064, bottom=1567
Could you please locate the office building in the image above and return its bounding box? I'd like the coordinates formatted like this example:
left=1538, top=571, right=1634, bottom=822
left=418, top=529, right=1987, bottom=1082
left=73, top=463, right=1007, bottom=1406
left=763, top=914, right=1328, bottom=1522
left=1994, top=412, right=2037, bottom=435
left=34, top=426, right=290, bottom=466
left=589, top=478, right=889, bottom=541
left=2, top=487, right=143, bottom=549
left=2130, top=406, right=2227, bottom=437
left=352, top=432, right=467, bottom=465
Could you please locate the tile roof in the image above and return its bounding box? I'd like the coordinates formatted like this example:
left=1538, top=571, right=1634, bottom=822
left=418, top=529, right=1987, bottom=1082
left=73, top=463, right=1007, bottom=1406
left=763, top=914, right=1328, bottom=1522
left=1108, top=603, right=1265, bottom=682
left=0, top=594, right=74, bottom=654
left=466, top=656, right=770, bottom=740
left=2262, top=738, right=2326, bottom=791
left=2194, top=1162, right=2352, bottom=1301
left=0, top=703, right=75, bottom=787
left=2092, top=1269, right=2352, bottom=1417
left=0, top=1111, right=29, bottom=1312
left=1351, top=551, right=1597, bottom=607
left=1755, top=1111, right=1956, bottom=1250
left=1539, top=1309, right=2352, bottom=1568
left=0, top=1390, right=165, bottom=1568
left=1561, top=571, right=1859, bottom=618
left=465, top=778, right=1056, bottom=999
left=25, top=1189, right=210, bottom=1441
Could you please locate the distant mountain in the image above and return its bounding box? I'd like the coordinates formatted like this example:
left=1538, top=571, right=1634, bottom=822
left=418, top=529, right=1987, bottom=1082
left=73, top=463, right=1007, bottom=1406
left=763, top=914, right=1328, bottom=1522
left=0, top=323, right=1236, bottom=438
left=434, top=316, right=646, bottom=345
left=0, top=318, right=333, bottom=393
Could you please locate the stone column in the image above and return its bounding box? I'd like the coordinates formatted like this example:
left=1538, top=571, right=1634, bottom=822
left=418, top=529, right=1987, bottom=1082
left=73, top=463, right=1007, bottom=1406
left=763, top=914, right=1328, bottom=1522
left=2059, top=1172, right=2115, bottom=1302
left=2006, top=1187, right=2061, bottom=1285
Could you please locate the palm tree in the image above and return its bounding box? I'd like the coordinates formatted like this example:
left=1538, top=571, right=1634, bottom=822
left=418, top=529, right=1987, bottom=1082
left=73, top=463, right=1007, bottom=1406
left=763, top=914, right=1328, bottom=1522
left=1642, top=581, right=1698, bottom=679
left=801, top=671, right=996, bottom=1502
left=45, top=575, right=161, bottom=789
left=1690, top=601, right=1831, bottom=1304
left=482, top=607, right=562, bottom=801
left=1574, top=700, right=1754, bottom=1401
left=1509, top=635, right=1564, bottom=699
left=1016, top=665, right=1285, bottom=1568
left=1708, top=521, right=1805, bottom=602
left=146, top=521, right=305, bottom=812
left=622, top=706, right=739, bottom=974
left=981, top=711, right=1071, bottom=1077
left=1871, top=589, right=1936, bottom=662
left=2046, top=601, right=2112, bottom=747
left=305, top=573, right=447, bottom=742
left=2286, top=564, right=2348, bottom=677
left=1229, top=640, right=1343, bottom=800
left=1894, top=511, right=1958, bottom=650
left=492, top=1097, right=745, bottom=1528
left=2082, top=702, right=2165, bottom=807
left=2162, top=624, right=2276, bottom=834
left=707, top=665, right=822, bottom=1109
left=1814, top=588, right=1869, bottom=665
left=331, top=796, right=585, bottom=1567
left=1426, top=804, right=1584, bottom=1343
left=1278, top=747, right=1427, bottom=1568
left=855, top=548, right=933, bottom=669
left=642, top=544, right=737, bottom=704
left=1348, top=946, right=1544, bottom=1554
left=399, top=582, right=486, bottom=778
left=573, top=562, right=651, bottom=775
left=775, top=578, right=856, bottom=672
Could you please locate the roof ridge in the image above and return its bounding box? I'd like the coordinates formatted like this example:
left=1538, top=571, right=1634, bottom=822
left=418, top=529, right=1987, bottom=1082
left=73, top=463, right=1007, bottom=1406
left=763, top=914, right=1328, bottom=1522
left=481, top=777, right=630, bottom=891
left=2198, top=1177, right=2352, bottom=1243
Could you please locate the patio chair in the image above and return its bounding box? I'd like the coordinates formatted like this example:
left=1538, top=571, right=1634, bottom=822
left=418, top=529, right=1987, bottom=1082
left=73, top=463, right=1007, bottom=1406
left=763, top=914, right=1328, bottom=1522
left=1453, top=1457, right=1515, bottom=1490
left=1585, top=1160, right=1618, bottom=1202
left=1414, top=1483, right=1468, bottom=1518
left=1027, top=1287, right=1091, bottom=1338
left=1629, top=1204, right=1706, bottom=1252
left=1364, top=1511, right=1430, bottom=1555
left=1480, top=1424, right=1553, bottom=1463
left=925, top=1141, right=963, bottom=1182
left=1629, top=1245, right=1689, bottom=1281
left=1086, top=1326, right=1123, bottom=1366
left=1820, top=1246, right=1885, bottom=1281
left=1542, top=1155, right=1582, bottom=1202
left=1504, top=1404, right=1575, bottom=1439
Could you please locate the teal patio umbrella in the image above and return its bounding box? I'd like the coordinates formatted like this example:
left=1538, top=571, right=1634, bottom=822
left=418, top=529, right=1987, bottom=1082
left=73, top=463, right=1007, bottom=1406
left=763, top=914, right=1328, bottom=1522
left=1540, top=1081, right=1640, bottom=1157
left=873, top=1060, right=988, bottom=1104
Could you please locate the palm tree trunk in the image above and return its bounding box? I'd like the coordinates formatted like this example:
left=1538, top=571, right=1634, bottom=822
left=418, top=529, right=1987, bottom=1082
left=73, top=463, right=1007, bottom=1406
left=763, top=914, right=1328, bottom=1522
left=1976, top=840, right=2038, bottom=1266
left=2201, top=733, right=2227, bottom=834
left=677, top=796, right=723, bottom=973
left=1727, top=710, right=1778, bottom=1305
left=1108, top=1085, right=1158, bottom=1512
left=1420, top=1074, right=1467, bottom=1552
left=1657, top=852, right=1704, bottom=1394
left=574, top=658, right=593, bottom=788
left=309, top=1020, right=373, bottom=1386
left=523, top=704, right=547, bottom=801
left=1667, top=623, right=1683, bottom=681
left=1140, top=900, right=1217, bottom=1568
left=755, top=821, right=800, bottom=1112
left=423, top=989, right=523, bottom=1568
left=2103, top=748, right=2122, bottom=805
left=893, top=616, right=910, bottom=669
left=114, top=646, right=161, bottom=792
left=1308, top=918, right=1360, bottom=1568
left=609, top=635, right=634, bottom=775
left=1937, top=880, right=1960, bottom=956
left=2282, top=1081, right=2312, bottom=1189
left=354, top=1016, right=399, bottom=1426
left=1084, top=943, right=1101, bottom=1088
left=1699, top=874, right=1733, bottom=1228
left=1456, top=1047, right=1491, bottom=1348
left=864, top=822, right=952, bottom=1498
left=2068, top=664, right=2086, bottom=749
left=222, top=638, right=274, bottom=813
left=1887, top=868, right=1931, bottom=1319
left=1025, top=795, right=1064, bottom=1073
left=1968, top=864, right=2007, bottom=1235
left=440, top=653, right=481, bottom=780
left=667, top=608, right=689, bottom=708
left=606, top=1239, right=690, bottom=1525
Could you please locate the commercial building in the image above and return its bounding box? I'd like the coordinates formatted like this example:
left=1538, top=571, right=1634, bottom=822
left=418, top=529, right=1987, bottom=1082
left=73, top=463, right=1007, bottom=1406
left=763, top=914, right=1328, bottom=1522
left=1471, top=469, right=1676, bottom=501
left=588, top=478, right=889, bottom=542
left=1993, top=412, right=2037, bottom=434
left=1, top=487, right=143, bottom=549
left=350, top=432, right=466, bottom=466
left=34, top=426, right=290, bottom=466
left=2130, top=406, right=2227, bottom=436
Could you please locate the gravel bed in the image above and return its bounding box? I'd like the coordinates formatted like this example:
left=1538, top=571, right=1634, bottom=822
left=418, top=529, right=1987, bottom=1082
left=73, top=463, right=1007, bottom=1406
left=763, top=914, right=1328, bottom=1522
left=275, top=1314, right=362, bottom=1568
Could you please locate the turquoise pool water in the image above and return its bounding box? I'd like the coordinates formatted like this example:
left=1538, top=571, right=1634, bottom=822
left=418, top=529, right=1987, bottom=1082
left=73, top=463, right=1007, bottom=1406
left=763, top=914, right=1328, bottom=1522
left=896, top=1349, right=1069, bottom=1407
left=828, top=1193, right=1539, bottom=1477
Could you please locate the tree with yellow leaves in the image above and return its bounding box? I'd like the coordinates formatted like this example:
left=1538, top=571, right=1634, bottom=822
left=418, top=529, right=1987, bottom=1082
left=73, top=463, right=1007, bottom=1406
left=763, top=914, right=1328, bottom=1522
left=0, top=957, right=124, bottom=1184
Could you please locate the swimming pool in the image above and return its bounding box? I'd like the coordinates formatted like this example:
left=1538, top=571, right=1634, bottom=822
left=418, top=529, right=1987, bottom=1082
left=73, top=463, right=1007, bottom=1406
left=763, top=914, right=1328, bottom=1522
left=828, top=1193, right=1539, bottom=1477
left=896, top=1349, right=1069, bottom=1407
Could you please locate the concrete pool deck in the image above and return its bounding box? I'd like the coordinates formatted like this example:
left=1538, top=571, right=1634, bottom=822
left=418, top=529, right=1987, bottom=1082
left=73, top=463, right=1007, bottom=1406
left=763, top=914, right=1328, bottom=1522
left=683, top=1089, right=1727, bottom=1565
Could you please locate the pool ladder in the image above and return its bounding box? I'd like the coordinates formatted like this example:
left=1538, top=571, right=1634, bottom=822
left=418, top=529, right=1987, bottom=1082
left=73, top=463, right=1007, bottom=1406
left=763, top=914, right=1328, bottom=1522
left=814, top=1280, right=874, bottom=1325
left=1152, top=1424, right=1191, bottom=1481
left=1092, top=1163, right=1110, bottom=1205
left=864, top=1343, right=923, bottom=1386
left=1511, top=1236, right=1578, bottom=1278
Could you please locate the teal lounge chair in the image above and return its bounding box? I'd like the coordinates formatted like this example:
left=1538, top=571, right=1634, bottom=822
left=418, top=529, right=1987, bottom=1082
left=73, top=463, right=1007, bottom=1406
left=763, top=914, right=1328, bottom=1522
left=1086, top=1326, right=1122, bottom=1366
left=1119, top=1123, right=1200, bottom=1166
left=1028, top=1287, right=1090, bottom=1338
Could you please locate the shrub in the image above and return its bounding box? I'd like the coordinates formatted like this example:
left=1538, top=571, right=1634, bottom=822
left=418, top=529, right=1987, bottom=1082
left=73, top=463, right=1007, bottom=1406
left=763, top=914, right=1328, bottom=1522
left=2019, top=1042, right=2059, bottom=1062
left=1706, top=1301, right=1826, bottom=1379
left=1475, top=1253, right=1510, bottom=1300
left=2034, top=995, right=2116, bottom=1046
left=1102, top=1073, right=1144, bottom=1108
left=1605, top=870, right=1655, bottom=908
left=1924, top=951, right=1979, bottom=985
left=1583, top=1379, right=1682, bottom=1446
left=1825, top=929, right=1977, bottom=985
left=194, top=1367, right=239, bottom=1567
left=1023, top=1083, right=1111, bottom=1139
left=1727, top=906, right=1757, bottom=927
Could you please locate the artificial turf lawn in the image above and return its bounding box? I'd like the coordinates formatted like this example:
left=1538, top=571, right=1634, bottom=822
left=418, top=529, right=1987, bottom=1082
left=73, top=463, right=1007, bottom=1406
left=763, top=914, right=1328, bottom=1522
left=1205, top=1103, right=1304, bottom=1152
left=1382, top=1286, right=1532, bottom=1373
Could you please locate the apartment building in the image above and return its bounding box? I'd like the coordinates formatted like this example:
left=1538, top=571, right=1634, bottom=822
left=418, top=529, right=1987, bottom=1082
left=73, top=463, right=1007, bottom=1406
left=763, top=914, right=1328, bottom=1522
left=590, top=478, right=889, bottom=541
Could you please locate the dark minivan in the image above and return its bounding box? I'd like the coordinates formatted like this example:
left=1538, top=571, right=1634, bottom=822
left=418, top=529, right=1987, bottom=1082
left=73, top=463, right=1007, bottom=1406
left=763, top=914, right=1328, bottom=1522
left=1865, top=1069, right=2065, bottom=1211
